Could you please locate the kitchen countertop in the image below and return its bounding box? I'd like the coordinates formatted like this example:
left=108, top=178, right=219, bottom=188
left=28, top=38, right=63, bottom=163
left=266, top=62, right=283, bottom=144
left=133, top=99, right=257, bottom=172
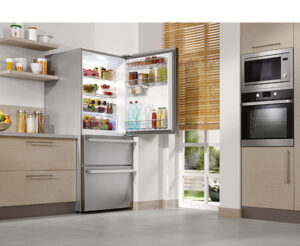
left=0, top=132, right=78, bottom=139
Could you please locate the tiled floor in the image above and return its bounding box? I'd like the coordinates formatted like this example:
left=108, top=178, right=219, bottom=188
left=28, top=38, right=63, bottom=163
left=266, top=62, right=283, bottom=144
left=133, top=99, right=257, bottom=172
left=0, top=208, right=300, bottom=246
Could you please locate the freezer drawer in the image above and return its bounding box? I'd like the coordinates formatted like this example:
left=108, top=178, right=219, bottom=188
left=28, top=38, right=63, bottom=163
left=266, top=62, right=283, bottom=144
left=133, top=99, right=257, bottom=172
left=83, top=167, right=133, bottom=211
left=83, top=136, right=133, bottom=166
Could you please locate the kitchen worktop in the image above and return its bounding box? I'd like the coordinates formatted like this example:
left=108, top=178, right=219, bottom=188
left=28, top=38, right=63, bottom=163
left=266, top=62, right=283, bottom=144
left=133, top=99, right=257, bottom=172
left=0, top=132, right=78, bottom=139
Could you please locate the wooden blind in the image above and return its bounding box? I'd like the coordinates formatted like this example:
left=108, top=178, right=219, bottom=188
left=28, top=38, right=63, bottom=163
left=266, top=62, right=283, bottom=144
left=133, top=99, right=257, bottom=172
left=164, top=23, right=220, bottom=130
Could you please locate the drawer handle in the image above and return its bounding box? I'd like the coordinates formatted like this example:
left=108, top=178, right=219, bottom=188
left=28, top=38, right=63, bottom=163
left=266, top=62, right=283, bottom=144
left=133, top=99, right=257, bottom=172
left=252, top=43, right=281, bottom=49
left=26, top=141, right=54, bottom=145
left=86, top=138, right=134, bottom=144
left=286, top=150, right=291, bottom=184
left=26, top=174, right=54, bottom=178
left=86, top=169, right=134, bottom=174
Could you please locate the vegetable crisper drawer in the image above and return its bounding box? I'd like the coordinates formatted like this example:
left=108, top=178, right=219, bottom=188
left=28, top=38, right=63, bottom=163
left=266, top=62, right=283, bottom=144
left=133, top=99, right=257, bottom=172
left=83, top=137, right=133, bottom=165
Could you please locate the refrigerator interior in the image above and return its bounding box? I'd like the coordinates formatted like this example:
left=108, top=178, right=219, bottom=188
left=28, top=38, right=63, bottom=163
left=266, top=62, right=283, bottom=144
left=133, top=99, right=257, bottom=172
left=81, top=51, right=126, bottom=136
left=125, top=51, right=174, bottom=133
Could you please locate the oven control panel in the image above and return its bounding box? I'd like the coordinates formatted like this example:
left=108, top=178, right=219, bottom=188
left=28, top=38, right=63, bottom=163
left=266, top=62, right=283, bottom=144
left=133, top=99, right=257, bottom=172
left=242, top=89, right=293, bottom=102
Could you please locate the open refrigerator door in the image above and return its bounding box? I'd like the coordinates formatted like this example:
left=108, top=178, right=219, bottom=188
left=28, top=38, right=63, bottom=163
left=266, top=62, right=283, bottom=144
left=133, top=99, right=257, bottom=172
left=81, top=50, right=126, bottom=136
left=125, top=48, right=176, bottom=134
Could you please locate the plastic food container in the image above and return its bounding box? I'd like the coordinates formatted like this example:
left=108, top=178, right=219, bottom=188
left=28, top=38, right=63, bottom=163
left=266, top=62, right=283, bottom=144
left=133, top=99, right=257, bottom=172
left=38, top=34, right=53, bottom=43
left=27, top=27, right=38, bottom=41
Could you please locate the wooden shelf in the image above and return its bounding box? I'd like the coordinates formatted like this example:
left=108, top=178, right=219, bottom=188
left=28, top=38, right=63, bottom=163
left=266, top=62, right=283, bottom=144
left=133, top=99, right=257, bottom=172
left=0, top=37, right=59, bottom=51
left=0, top=70, right=59, bottom=82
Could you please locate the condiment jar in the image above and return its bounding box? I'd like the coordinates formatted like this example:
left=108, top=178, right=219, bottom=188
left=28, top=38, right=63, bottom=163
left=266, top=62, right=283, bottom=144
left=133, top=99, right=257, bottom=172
left=10, top=24, right=22, bottom=38
left=26, top=114, right=37, bottom=134
left=27, top=27, right=38, bottom=41
left=34, top=111, right=44, bottom=133
left=37, top=58, right=47, bottom=75
left=17, top=109, right=27, bottom=133
left=5, top=58, right=14, bottom=71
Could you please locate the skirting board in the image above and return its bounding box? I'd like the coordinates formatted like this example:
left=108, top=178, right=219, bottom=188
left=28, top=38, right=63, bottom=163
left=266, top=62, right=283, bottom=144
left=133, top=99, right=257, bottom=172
left=219, top=207, right=241, bottom=218
left=242, top=206, right=300, bottom=224
left=0, top=202, right=75, bottom=220
left=133, top=200, right=178, bottom=210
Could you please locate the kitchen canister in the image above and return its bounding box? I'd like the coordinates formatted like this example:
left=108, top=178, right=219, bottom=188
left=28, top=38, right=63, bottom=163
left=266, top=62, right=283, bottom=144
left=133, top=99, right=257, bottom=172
left=27, top=27, right=38, bottom=41
left=10, top=24, right=22, bottom=38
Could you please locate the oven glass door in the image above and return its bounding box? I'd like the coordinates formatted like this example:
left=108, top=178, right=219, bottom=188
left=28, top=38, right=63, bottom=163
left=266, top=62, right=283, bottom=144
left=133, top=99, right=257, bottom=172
left=244, top=57, right=282, bottom=84
left=242, top=103, right=293, bottom=140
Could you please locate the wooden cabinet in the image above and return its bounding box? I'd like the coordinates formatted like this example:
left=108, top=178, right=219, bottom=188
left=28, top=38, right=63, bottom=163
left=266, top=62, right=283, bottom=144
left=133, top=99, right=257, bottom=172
left=0, top=137, right=77, bottom=207
left=242, top=147, right=294, bottom=210
left=241, top=23, right=294, bottom=54
left=0, top=170, right=76, bottom=206
left=0, top=137, right=76, bottom=171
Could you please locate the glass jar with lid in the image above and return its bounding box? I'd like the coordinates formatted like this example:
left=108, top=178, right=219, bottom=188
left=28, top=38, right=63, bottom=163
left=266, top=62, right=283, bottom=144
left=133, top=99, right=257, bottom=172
left=17, top=109, right=27, bottom=133
left=26, top=114, right=37, bottom=134
left=34, top=111, right=44, bottom=133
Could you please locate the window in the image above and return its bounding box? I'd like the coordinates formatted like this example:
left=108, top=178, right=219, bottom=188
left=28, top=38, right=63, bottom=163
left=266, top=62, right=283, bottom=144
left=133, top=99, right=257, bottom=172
left=181, top=130, right=220, bottom=209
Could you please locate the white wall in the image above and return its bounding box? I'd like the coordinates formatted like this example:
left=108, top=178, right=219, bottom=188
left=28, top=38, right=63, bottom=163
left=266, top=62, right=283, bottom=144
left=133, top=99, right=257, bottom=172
left=220, top=23, right=241, bottom=210
left=94, top=23, right=139, bottom=55
left=0, top=23, right=96, bottom=108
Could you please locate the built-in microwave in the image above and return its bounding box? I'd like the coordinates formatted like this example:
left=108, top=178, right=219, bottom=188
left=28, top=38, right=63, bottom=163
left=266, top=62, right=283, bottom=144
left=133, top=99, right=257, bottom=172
left=241, top=89, right=294, bottom=147
left=242, top=48, right=293, bottom=93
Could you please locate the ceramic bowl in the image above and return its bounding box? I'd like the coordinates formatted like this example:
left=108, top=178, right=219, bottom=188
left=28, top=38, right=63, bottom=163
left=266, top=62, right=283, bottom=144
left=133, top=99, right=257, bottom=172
left=31, top=63, right=42, bottom=74
left=14, top=58, right=27, bottom=71
left=0, top=122, right=11, bottom=131
left=38, top=35, right=53, bottom=43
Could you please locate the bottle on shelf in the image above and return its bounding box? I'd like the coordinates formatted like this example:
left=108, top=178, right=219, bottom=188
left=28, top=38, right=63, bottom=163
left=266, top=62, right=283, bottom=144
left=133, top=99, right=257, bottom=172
left=128, top=101, right=134, bottom=130
left=161, top=107, right=167, bottom=129
left=157, top=108, right=162, bottom=129
left=140, top=103, right=146, bottom=130
left=146, top=104, right=152, bottom=128
left=152, top=109, right=157, bottom=129
left=149, top=68, right=155, bottom=83
left=134, top=101, right=140, bottom=130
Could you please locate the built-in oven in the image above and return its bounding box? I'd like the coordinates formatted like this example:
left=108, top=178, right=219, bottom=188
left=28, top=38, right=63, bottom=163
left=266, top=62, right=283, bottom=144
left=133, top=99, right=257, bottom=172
left=241, top=89, right=294, bottom=147
left=242, top=48, right=293, bottom=93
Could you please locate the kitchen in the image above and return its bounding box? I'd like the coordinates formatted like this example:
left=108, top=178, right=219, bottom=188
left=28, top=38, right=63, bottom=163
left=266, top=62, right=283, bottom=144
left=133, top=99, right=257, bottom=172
left=0, top=6, right=300, bottom=245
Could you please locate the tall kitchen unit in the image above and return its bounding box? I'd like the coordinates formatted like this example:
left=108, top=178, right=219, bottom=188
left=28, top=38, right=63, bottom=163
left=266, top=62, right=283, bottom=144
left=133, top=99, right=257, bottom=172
left=45, top=48, right=176, bottom=212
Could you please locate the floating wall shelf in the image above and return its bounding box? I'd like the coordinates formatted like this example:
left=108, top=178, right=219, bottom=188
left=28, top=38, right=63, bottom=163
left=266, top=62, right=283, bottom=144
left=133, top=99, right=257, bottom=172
left=0, top=37, right=59, bottom=51
left=0, top=70, right=59, bottom=82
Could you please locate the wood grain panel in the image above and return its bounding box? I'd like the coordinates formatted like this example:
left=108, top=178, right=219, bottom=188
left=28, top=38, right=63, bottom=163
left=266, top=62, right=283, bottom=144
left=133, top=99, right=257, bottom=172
left=0, top=170, right=76, bottom=206
left=0, top=137, right=76, bottom=171
left=241, top=23, right=294, bottom=54
left=242, top=147, right=294, bottom=210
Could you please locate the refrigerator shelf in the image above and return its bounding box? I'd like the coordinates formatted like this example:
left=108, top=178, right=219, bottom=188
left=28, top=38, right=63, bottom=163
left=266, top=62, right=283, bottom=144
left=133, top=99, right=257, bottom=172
left=82, top=92, right=117, bottom=99
left=83, top=75, right=115, bottom=82
left=83, top=111, right=117, bottom=118
left=82, top=129, right=124, bottom=136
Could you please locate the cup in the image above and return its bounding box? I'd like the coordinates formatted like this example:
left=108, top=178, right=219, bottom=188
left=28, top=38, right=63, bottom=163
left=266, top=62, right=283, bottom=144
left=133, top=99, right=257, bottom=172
left=5, top=58, right=14, bottom=71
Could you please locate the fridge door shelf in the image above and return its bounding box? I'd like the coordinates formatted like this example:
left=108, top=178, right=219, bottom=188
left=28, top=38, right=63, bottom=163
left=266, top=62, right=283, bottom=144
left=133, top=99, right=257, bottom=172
left=82, top=129, right=123, bottom=136
left=126, top=80, right=167, bottom=87
left=126, top=62, right=167, bottom=71
left=126, top=119, right=168, bottom=131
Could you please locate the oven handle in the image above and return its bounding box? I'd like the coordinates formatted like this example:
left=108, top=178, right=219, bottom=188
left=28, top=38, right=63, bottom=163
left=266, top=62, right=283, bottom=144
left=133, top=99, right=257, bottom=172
left=242, top=99, right=293, bottom=106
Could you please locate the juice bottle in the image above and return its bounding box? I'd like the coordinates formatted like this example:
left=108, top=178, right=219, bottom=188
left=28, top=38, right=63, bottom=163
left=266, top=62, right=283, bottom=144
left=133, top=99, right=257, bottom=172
left=128, top=101, right=134, bottom=129
left=161, top=107, right=167, bottom=128
left=149, top=68, right=155, bottom=83
left=152, top=109, right=157, bottom=129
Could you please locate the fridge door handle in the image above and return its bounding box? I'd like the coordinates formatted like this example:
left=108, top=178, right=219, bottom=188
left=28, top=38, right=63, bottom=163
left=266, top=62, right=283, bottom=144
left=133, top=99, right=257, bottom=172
left=85, top=138, right=134, bottom=144
left=86, top=169, right=135, bottom=174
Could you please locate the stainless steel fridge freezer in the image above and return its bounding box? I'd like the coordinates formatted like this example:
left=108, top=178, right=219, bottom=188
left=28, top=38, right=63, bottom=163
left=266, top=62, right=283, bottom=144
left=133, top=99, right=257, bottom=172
left=45, top=47, right=177, bottom=212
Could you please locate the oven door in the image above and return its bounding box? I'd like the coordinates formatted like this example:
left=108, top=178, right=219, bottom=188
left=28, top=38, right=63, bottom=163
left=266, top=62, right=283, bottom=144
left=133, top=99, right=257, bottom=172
left=242, top=48, right=293, bottom=92
left=242, top=99, right=294, bottom=147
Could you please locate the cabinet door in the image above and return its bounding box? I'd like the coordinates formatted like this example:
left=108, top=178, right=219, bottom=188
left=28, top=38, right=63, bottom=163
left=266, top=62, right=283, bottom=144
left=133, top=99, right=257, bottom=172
left=241, top=23, right=294, bottom=54
left=242, top=147, right=294, bottom=210
left=294, top=23, right=300, bottom=211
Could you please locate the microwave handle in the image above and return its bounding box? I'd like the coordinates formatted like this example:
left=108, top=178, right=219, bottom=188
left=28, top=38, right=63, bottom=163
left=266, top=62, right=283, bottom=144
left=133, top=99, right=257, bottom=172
left=251, top=43, right=281, bottom=49
left=242, top=99, right=293, bottom=106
